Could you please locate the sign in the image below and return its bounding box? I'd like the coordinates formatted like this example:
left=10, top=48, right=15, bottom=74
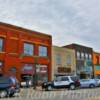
left=58, top=67, right=71, bottom=73
left=22, top=64, right=35, bottom=74
left=40, top=65, right=47, bottom=73
left=96, top=66, right=100, bottom=70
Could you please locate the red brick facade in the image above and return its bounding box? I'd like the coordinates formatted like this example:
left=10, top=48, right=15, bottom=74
left=0, top=22, right=52, bottom=82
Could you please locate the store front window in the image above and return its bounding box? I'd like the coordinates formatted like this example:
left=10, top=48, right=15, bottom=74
left=21, top=63, right=35, bottom=81
left=36, top=65, right=48, bottom=83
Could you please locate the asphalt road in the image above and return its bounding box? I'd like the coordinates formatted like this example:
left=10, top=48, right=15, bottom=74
left=2, top=87, right=100, bottom=100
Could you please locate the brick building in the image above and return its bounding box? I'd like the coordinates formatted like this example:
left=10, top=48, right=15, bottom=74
left=63, top=44, right=93, bottom=78
left=0, top=22, right=52, bottom=83
left=93, top=52, right=100, bottom=78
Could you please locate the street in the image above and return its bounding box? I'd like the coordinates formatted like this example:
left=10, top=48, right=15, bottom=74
left=2, top=87, right=100, bottom=100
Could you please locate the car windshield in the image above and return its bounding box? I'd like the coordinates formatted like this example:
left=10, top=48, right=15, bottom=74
left=71, top=76, right=79, bottom=81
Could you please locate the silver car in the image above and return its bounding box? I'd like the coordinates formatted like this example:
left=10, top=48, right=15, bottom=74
left=80, top=79, right=98, bottom=88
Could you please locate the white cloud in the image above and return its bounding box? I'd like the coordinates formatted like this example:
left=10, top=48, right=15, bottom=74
left=0, top=0, right=100, bottom=51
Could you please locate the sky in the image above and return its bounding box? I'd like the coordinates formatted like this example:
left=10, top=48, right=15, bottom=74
left=0, top=0, right=100, bottom=52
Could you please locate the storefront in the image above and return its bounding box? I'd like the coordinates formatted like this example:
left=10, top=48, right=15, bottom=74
left=94, top=65, right=100, bottom=78
left=21, top=63, right=35, bottom=81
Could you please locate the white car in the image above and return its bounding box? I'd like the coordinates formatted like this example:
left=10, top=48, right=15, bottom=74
left=42, top=76, right=80, bottom=91
left=94, top=79, right=100, bottom=86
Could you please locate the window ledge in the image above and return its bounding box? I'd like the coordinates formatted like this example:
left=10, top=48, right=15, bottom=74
left=0, top=51, right=5, bottom=54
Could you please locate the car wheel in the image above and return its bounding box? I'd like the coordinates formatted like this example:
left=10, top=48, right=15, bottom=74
left=69, top=84, right=75, bottom=90
left=47, top=86, right=52, bottom=91
left=89, top=84, right=95, bottom=88
left=9, top=93, right=15, bottom=97
left=0, top=90, right=8, bottom=98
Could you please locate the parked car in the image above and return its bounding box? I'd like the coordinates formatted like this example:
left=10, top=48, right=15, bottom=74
left=21, top=80, right=32, bottom=87
left=0, top=76, right=20, bottom=98
left=94, top=79, right=100, bottom=87
left=80, top=79, right=98, bottom=88
left=42, top=76, right=80, bottom=91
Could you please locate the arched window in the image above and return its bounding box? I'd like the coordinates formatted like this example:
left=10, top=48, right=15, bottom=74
left=96, top=56, right=99, bottom=64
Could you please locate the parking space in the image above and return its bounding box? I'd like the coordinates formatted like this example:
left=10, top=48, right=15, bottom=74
left=1, top=87, right=100, bottom=100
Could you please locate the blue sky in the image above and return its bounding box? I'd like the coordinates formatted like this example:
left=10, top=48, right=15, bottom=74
left=0, top=0, right=100, bottom=51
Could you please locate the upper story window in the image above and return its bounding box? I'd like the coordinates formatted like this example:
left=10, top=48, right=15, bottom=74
left=56, top=55, right=61, bottom=65
left=96, top=56, right=99, bottom=64
left=0, top=38, right=4, bottom=52
left=89, top=54, right=92, bottom=60
left=66, top=55, right=71, bottom=65
left=39, top=46, right=47, bottom=57
left=24, top=43, right=34, bottom=56
left=85, top=53, right=88, bottom=59
left=81, top=52, right=84, bottom=59
left=77, top=51, right=80, bottom=59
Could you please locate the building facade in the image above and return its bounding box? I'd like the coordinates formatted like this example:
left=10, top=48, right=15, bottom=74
left=93, top=52, right=100, bottom=78
left=0, top=22, right=52, bottom=83
left=52, top=46, right=76, bottom=79
left=63, top=44, right=93, bottom=79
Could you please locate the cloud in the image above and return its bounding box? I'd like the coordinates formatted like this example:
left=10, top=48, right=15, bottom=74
left=0, top=0, right=100, bottom=51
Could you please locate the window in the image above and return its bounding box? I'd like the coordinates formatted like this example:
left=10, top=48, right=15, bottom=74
left=85, top=53, right=88, bottom=59
left=81, top=52, right=84, bottom=59
left=0, top=38, right=4, bottom=51
left=89, top=54, right=92, bottom=60
left=36, top=65, right=48, bottom=82
left=39, top=46, right=47, bottom=56
left=24, top=43, right=34, bottom=56
left=66, top=55, right=71, bottom=65
left=61, top=77, right=69, bottom=81
left=96, top=56, right=99, bottom=64
left=77, top=51, right=80, bottom=59
left=56, top=55, right=61, bottom=65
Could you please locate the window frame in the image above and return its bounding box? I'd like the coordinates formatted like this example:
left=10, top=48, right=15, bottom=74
left=38, top=45, right=48, bottom=57
left=56, top=54, right=61, bottom=65
left=23, top=42, right=34, bottom=56
left=0, top=38, right=4, bottom=52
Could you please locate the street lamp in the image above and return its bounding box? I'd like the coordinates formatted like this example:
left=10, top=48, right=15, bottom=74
left=33, top=56, right=39, bottom=89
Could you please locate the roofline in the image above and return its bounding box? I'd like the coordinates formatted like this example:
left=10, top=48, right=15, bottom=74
left=0, top=22, right=52, bottom=38
left=63, top=43, right=93, bottom=49
left=93, top=51, right=100, bottom=54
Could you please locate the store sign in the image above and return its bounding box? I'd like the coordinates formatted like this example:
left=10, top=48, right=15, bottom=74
left=22, top=64, right=35, bottom=74
left=40, top=65, right=47, bottom=73
left=58, top=67, right=71, bottom=73
left=96, top=66, right=100, bottom=70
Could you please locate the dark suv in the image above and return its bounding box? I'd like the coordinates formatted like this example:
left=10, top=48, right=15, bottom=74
left=0, top=76, right=20, bottom=98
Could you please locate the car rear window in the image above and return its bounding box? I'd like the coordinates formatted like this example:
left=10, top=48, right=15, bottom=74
left=0, top=77, right=10, bottom=83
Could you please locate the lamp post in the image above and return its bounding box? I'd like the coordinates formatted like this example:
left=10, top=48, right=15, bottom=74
left=33, top=56, right=39, bottom=89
